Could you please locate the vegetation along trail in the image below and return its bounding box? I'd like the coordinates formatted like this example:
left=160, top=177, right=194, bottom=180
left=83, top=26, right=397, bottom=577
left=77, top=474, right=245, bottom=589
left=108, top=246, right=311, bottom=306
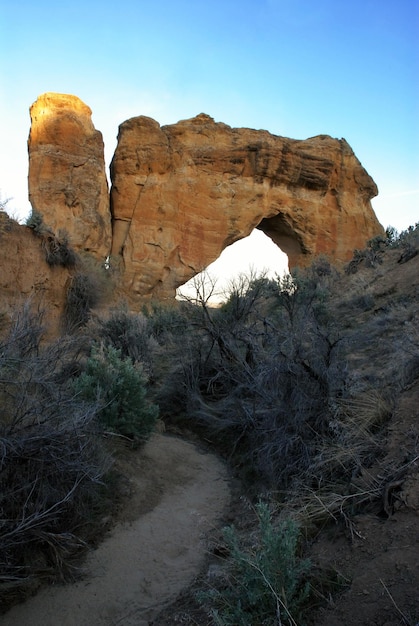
left=1, top=434, right=231, bottom=626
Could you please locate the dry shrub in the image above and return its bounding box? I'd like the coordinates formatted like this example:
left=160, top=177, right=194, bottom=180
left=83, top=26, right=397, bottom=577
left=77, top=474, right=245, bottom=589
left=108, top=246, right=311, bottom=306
left=277, top=389, right=396, bottom=531
left=0, top=302, right=110, bottom=610
left=64, top=272, right=100, bottom=330
left=26, top=210, right=78, bottom=268
left=41, top=230, right=77, bottom=268
left=158, top=269, right=349, bottom=489
left=63, top=256, right=112, bottom=332
left=91, top=306, right=160, bottom=377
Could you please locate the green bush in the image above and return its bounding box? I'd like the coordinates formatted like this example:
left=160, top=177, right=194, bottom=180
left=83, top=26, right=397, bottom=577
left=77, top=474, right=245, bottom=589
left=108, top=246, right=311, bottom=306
left=73, top=344, right=158, bottom=443
left=200, top=502, right=311, bottom=626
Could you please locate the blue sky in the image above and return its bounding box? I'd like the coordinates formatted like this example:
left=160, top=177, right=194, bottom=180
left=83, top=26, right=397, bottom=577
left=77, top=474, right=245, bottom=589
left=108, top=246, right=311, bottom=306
left=1, top=0, right=418, bottom=285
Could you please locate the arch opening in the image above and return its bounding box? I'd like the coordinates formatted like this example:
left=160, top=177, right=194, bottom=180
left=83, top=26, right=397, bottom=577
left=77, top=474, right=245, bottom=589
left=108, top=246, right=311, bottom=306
left=176, top=228, right=289, bottom=305
left=257, top=214, right=305, bottom=268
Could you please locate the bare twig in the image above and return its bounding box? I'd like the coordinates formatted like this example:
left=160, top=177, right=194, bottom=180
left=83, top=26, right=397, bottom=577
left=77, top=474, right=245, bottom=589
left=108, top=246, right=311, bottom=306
left=380, top=578, right=413, bottom=626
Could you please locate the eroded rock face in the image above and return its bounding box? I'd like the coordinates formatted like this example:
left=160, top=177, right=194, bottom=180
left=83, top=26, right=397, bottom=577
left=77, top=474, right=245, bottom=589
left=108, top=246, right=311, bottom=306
left=28, top=93, right=111, bottom=259
left=26, top=94, right=383, bottom=307
left=110, top=114, right=382, bottom=301
left=0, top=212, right=69, bottom=334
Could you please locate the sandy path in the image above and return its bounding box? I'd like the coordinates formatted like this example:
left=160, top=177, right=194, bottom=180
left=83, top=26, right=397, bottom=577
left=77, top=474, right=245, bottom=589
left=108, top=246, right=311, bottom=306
left=1, top=434, right=231, bottom=626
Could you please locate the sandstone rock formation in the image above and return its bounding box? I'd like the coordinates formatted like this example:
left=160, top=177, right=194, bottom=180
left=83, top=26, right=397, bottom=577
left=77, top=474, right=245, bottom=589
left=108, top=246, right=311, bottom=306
left=0, top=211, right=69, bottom=333
left=28, top=93, right=111, bottom=260
left=25, top=93, right=383, bottom=308
left=110, top=113, right=382, bottom=301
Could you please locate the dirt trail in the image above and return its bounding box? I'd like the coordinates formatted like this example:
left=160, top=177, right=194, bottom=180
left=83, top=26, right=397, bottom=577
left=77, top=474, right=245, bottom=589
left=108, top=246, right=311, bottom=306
left=1, top=434, right=231, bottom=626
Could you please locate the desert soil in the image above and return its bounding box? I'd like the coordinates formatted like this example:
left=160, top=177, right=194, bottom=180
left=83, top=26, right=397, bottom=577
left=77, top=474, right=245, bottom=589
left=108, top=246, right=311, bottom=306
left=0, top=434, right=231, bottom=626
left=309, top=380, right=419, bottom=626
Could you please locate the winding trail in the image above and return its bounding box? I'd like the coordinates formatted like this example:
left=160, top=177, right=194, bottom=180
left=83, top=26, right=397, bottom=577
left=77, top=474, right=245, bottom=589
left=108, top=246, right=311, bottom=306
left=1, top=434, right=231, bottom=626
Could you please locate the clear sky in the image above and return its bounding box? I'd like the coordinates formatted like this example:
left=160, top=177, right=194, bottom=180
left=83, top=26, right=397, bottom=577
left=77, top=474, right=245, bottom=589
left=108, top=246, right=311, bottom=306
left=1, top=0, right=418, bottom=288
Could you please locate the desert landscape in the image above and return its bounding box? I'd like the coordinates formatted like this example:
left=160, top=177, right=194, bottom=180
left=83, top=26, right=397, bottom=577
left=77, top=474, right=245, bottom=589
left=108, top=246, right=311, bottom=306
left=0, top=96, right=418, bottom=625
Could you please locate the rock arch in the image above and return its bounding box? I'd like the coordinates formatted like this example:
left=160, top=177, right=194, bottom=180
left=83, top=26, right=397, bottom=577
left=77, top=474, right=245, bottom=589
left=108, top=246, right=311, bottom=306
left=27, top=94, right=383, bottom=306
left=110, top=114, right=382, bottom=301
left=177, top=228, right=288, bottom=303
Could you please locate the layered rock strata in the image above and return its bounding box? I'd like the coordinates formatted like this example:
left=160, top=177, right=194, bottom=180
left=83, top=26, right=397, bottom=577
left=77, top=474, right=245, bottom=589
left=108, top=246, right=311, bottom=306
left=110, top=113, right=381, bottom=300
left=25, top=93, right=383, bottom=306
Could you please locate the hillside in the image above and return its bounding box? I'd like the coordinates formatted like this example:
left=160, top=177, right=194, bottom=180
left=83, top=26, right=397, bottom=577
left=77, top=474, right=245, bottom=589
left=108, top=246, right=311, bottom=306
left=0, top=224, right=418, bottom=625
left=309, top=241, right=419, bottom=625
left=152, top=228, right=419, bottom=625
left=311, top=378, right=419, bottom=625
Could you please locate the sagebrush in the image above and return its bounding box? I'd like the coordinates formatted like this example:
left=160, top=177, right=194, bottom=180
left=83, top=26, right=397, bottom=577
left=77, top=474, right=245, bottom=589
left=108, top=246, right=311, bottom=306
left=73, top=343, right=159, bottom=443
left=199, top=502, right=311, bottom=626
